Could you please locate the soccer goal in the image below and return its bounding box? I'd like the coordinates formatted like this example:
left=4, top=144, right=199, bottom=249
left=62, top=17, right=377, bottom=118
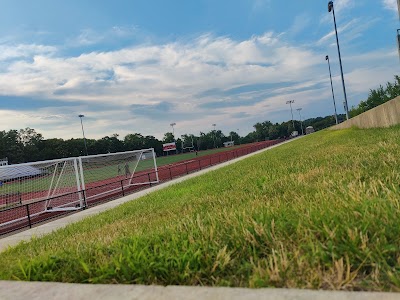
left=78, top=148, right=159, bottom=202
left=0, top=148, right=158, bottom=214
left=0, top=157, right=84, bottom=215
left=181, top=135, right=195, bottom=153
left=0, top=148, right=159, bottom=230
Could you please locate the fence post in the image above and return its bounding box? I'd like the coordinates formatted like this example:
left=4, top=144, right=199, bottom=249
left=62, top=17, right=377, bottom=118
left=198, top=160, right=201, bottom=170
left=82, top=189, right=88, bottom=209
left=26, top=204, right=32, bottom=229
left=186, top=163, right=189, bottom=174
left=18, top=192, right=22, bottom=205
left=120, top=180, right=125, bottom=196
left=169, top=167, right=172, bottom=179
left=148, top=173, right=152, bottom=186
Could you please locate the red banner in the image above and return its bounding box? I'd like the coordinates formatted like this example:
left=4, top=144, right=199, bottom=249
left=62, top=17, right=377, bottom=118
left=163, top=142, right=176, bottom=151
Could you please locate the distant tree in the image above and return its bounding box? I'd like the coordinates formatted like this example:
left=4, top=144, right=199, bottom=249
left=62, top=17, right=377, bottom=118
left=1, top=130, right=24, bottom=163
left=38, top=138, right=68, bottom=160
left=162, top=132, right=175, bottom=143
left=124, top=133, right=145, bottom=151
left=350, top=75, right=400, bottom=117
left=228, top=131, right=240, bottom=144
left=143, top=135, right=163, bottom=156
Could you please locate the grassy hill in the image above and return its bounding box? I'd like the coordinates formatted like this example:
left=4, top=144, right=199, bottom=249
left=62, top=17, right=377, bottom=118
left=0, top=126, right=399, bottom=291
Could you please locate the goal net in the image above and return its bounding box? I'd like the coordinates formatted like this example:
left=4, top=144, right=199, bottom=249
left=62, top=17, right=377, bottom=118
left=79, top=148, right=159, bottom=202
left=0, top=157, right=84, bottom=228
left=0, top=148, right=159, bottom=229
left=181, top=135, right=195, bottom=153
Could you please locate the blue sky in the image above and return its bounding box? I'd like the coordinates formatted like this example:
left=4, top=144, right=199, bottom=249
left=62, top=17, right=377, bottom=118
left=0, top=0, right=399, bottom=139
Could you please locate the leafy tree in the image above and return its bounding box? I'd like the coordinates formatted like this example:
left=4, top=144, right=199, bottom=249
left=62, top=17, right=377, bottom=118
left=350, top=75, right=400, bottom=117
left=124, top=133, right=145, bottom=151
left=162, top=132, right=175, bottom=143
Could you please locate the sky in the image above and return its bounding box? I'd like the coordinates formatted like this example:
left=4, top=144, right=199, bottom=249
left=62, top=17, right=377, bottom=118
left=0, top=0, right=399, bottom=140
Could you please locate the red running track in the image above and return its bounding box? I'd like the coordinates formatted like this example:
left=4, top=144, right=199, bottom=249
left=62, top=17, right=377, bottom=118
left=0, top=139, right=284, bottom=235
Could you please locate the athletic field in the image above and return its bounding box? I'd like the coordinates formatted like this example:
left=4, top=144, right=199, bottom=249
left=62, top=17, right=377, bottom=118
left=1, top=127, right=399, bottom=290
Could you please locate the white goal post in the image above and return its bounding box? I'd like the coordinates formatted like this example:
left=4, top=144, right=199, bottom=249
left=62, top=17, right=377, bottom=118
left=79, top=148, right=159, bottom=201
left=0, top=148, right=159, bottom=224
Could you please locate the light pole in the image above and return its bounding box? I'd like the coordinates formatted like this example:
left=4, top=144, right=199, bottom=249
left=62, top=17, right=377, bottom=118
left=212, top=124, right=216, bottom=148
left=286, top=100, right=295, bottom=130
left=78, top=114, right=88, bottom=156
left=397, top=29, right=400, bottom=61
left=328, top=1, right=349, bottom=120
left=170, top=122, right=176, bottom=139
left=170, top=122, right=176, bottom=153
left=296, top=108, right=304, bottom=135
left=237, top=128, right=240, bottom=145
left=397, top=2, right=400, bottom=60
left=325, top=55, right=339, bottom=124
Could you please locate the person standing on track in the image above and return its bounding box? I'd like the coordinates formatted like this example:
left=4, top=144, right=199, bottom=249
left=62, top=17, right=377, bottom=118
left=124, top=162, right=131, bottom=178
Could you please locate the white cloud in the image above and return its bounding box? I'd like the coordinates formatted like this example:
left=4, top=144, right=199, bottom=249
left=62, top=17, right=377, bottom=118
left=382, top=0, right=398, bottom=12
left=333, top=0, right=355, bottom=12
left=0, top=44, right=57, bottom=61
left=0, top=29, right=398, bottom=140
left=252, top=0, right=271, bottom=12
left=317, top=17, right=378, bottom=47
left=289, top=13, right=311, bottom=36
left=320, top=0, right=355, bottom=24
left=67, top=26, right=139, bottom=47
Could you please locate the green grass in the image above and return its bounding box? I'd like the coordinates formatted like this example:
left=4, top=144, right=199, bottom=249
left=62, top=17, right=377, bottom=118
left=156, top=146, right=243, bottom=166
left=0, top=127, right=399, bottom=291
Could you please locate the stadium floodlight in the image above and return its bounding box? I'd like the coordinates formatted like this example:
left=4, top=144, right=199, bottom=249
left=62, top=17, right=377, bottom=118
left=296, top=108, right=304, bottom=135
left=286, top=100, right=295, bottom=129
left=328, top=0, right=349, bottom=120
left=398, top=0, right=400, bottom=18
left=170, top=122, right=176, bottom=138
left=325, top=55, right=339, bottom=124
left=212, top=124, right=216, bottom=148
left=78, top=114, right=88, bottom=156
left=397, top=29, right=400, bottom=61
left=170, top=122, right=177, bottom=153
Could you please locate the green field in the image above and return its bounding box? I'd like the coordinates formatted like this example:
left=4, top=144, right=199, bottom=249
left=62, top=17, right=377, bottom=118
left=156, top=145, right=244, bottom=166
left=0, top=127, right=399, bottom=291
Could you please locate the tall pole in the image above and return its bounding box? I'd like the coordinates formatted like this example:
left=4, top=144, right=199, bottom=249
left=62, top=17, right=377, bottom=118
left=286, top=100, right=295, bottom=130
left=170, top=123, right=176, bottom=138
left=398, top=0, right=400, bottom=18
left=78, top=115, right=88, bottom=156
left=170, top=122, right=176, bottom=154
left=328, top=1, right=349, bottom=120
left=296, top=108, right=304, bottom=135
left=237, top=128, right=240, bottom=145
left=325, top=55, right=339, bottom=124
left=212, top=124, right=216, bottom=148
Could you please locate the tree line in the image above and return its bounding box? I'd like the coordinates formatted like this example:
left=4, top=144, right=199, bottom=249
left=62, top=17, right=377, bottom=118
left=0, top=115, right=339, bottom=164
